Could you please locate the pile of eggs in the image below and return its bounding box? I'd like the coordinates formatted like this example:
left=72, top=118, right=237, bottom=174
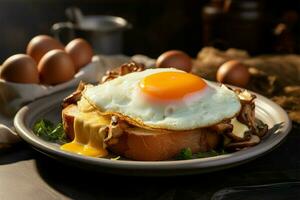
left=156, top=50, right=251, bottom=88
left=0, top=35, right=93, bottom=85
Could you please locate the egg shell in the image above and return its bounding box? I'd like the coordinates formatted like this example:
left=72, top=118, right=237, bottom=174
left=216, top=60, right=250, bottom=88
left=38, top=49, right=75, bottom=85
left=156, top=50, right=192, bottom=72
left=65, top=38, right=93, bottom=72
left=0, top=54, right=39, bottom=84
left=26, top=35, right=64, bottom=63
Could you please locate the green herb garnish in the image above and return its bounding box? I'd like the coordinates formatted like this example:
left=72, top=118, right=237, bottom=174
left=176, top=148, right=227, bottom=160
left=176, top=148, right=193, bottom=160
left=195, top=149, right=227, bottom=158
left=33, top=119, right=67, bottom=143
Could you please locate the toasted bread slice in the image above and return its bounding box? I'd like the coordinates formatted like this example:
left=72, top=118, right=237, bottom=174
left=109, top=127, right=220, bottom=161
left=62, top=104, right=79, bottom=140
left=62, top=104, right=220, bottom=161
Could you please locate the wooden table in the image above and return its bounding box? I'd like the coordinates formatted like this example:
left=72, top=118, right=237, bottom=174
left=0, top=124, right=299, bottom=200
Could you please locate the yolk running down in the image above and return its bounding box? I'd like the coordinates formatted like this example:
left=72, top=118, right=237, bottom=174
left=61, top=111, right=110, bottom=157
left=61, top=98, right=111, bottom=157
left=139, top=71, right=207, bottom=100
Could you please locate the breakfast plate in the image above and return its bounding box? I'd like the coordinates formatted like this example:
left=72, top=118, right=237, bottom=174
left=14, top=85, right=292, bottom=176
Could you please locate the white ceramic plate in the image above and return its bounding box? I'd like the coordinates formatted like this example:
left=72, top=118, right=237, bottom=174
left=14, top=86, right=292, bottom=176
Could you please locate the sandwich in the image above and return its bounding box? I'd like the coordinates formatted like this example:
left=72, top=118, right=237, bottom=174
left=61, top=63, right=268, bottom=161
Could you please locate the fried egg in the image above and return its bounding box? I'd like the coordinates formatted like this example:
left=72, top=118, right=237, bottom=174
left=82, top=68, right=241, bottom=131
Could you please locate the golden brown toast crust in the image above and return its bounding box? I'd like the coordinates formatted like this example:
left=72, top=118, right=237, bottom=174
left=62, top=104, right=220, bottom=161
left=62, top=104, right=78, bottom=140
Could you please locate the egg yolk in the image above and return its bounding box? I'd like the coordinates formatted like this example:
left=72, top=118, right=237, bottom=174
left=61, top=98, right=110, bottom=157
left=139, top=71, right=207, bottom=100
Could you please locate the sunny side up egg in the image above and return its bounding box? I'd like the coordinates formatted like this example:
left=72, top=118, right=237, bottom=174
left=82, top=68, right=241, bottom=131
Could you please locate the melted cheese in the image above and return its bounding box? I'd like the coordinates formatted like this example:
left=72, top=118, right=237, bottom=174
left=61, top=98, right=111, bottom=157
left=231, top=118, right=249, bottom=138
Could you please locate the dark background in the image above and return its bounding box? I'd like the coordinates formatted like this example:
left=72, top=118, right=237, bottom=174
left=0, top=0, right=300, bottom=62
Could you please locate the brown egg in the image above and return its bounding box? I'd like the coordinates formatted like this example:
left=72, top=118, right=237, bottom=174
left=216, top=60, right=250, bottom=88
left=156, top=50, right=192, bottom=72
left=26, top=35, right=64, bottom=63
left=38, top=50, right=75, bottom=85
left=65, top=38, right=93, bottom=72
left=0, top=54, right=39, bottom=84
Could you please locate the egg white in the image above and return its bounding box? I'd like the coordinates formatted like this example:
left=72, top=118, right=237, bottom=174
left=83, top=68, right=241, bottom=131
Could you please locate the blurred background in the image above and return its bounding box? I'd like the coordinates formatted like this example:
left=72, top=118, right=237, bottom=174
left=0, top=0, right=300, bottom=62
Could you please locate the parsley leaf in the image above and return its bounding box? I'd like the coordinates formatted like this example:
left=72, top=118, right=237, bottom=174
left=176, top=148, right=193, bottom=160
left=33, top=119, right=67, bottom=143
left=176, top=148, right=227, bottom=160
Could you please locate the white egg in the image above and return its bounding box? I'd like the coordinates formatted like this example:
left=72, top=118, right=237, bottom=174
left=83, top=68, right=241, bottom=131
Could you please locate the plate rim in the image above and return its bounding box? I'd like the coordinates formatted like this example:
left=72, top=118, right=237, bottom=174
left=13, top=86, right=292, bottom=173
